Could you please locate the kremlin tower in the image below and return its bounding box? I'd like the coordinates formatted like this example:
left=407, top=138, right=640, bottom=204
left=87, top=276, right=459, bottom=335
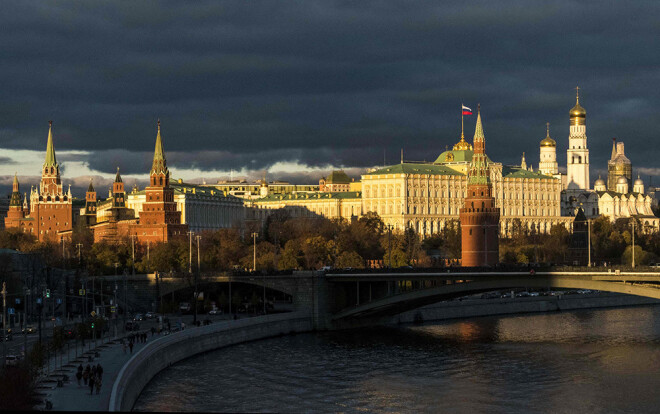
left=5, top=121, right=74, bottom=241
left=459, top=106, right=500, bottom=266
left=135, top=121, right=187, bottom=243
left=4, top=174, right=26, bottom=228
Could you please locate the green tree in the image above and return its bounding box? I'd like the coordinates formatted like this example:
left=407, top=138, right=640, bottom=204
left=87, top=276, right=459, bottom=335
left=334, top=251, right=365, bottom=269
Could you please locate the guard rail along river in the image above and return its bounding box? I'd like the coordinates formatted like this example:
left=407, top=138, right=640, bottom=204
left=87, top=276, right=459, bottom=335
left=108, top=312, right=313, bottom=411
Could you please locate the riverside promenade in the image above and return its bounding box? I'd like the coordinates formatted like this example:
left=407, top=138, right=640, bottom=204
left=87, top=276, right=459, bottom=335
left=35, top=312, right=314, bottom=411
left=35, top=333, right=153, bottom=411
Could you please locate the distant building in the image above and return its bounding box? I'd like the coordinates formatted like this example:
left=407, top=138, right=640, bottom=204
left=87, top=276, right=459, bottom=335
left=319, top=170, right=352, bottom=192
left=607, top=138, right=632, bottom=191
left=127, top=180, right=245, bottom=233
left=207, top=180, right=318, bottom=201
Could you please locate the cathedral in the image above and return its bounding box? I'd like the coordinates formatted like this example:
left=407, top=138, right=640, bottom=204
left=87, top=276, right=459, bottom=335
left=555, top=90, right=658, bottom=232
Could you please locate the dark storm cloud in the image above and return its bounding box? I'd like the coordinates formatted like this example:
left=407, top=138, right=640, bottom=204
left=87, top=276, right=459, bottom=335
left=0, top=1, right=659, bottom=180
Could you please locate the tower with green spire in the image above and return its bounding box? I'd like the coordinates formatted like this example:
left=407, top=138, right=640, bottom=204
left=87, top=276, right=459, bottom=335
left=136, top=120, right=187, bottom=243
left=29, top=120, right=73, bottom=241
left=4, top=173, right=26, bottom=228
left=459, top=105, right=500, bottom=267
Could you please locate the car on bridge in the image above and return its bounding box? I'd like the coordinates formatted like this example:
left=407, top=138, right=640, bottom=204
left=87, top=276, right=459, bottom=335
left=22, top=325, right=36, bottom=334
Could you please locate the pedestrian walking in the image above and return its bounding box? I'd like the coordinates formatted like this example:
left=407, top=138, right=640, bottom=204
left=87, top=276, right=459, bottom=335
left=91, top=365, right=97, bottom=378
left=151, top=327, right=155, bottom=337
left=83, top=365, right=90, bottom=385
left=97, top=363, right=103, bottom=380
left=89, top=374, right=95, bottom=395
left=129, top=340, right=134, bottom=354
left=76, top=364, right=83, bottom=386
left=122, top=340, right=127, bottom=354
left=95, top=374, right=102, bottom=394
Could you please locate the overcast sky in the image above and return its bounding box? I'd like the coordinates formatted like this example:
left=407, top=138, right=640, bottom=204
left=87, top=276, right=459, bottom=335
left=1, top=1, right=659, bottom=196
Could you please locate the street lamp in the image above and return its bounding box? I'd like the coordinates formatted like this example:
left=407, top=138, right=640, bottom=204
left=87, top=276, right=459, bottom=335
left=587, top=218, right=591, bottom=267
left=631, top=218, right=636, bottom=269
left=252, top=233, right=259, bottom=272
left=187, top=231, right=195, bottom=274
left=194, top=235, right=201, bottom=325
left=387, top=224, right=393, bottom=269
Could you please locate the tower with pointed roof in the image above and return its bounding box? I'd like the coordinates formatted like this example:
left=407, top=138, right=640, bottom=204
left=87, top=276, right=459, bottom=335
left=134, top=121, right=187, bottom=243
left=459, top=106, right=500, bottom=266
left=12, top=121, right=73, bottom=240
left=566, top=87, right=590, bottom=190
left=80, top=179, right=98, bottom=226
left=4, top=174, right=26, bottom=228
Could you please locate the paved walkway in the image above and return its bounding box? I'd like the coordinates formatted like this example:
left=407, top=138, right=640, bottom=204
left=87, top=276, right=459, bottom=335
left=34, top=332, right=155, bottom=411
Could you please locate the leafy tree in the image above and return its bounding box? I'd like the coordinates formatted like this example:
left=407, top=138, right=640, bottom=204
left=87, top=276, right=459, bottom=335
left=334, top=251, right=365, bottom=269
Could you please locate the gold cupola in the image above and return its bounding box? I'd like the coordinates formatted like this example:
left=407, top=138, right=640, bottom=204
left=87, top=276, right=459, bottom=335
left=569, top=86, right=586, bottom=126
left=540, top=122, right=556, bottom=147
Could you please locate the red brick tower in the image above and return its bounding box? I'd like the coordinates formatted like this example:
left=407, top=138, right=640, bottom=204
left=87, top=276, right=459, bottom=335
left=4, top=173, right=26, bottom=228
left=459, top=106, right=500, bottom=266
left=29, top=121, right=73, bottom=241
left=81, top=179, right=97, bottom=226
left=136, top=121, right=187, bottom=243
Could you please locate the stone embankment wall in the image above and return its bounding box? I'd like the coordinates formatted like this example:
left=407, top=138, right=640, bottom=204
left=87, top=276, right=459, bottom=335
left=109, top=312, right=313, bottom=411
left=396, top=293, right=660, bottom=324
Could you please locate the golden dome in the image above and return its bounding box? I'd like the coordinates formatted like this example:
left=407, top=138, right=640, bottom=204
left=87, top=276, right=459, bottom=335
left=569, top=87, right=586, bottom=125
left=453, top=135, right=473, bottom=151
left=540, top=122, right=556, bottom=147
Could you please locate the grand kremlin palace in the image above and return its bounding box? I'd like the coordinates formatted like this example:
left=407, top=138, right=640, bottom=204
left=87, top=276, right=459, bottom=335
left=249, top=112, right=572, bottom=237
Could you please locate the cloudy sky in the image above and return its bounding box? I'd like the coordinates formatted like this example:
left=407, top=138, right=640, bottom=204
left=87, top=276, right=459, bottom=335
left=1, top=1, right=659, bottom=196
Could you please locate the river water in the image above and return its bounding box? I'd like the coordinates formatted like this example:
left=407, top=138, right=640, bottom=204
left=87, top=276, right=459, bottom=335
left=134, top=305, right=660, bottom=413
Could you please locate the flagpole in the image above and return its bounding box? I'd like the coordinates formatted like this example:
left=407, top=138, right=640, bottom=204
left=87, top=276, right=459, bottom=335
left=461, top=104, right=464, bottom=138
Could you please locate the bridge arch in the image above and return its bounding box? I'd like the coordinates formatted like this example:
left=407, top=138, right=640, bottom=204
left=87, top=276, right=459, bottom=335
left=332, top=275, right=660, bottom=321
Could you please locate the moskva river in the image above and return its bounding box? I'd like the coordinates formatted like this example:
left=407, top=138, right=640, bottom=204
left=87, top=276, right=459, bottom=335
left=135, top=305, right=660, bottom=413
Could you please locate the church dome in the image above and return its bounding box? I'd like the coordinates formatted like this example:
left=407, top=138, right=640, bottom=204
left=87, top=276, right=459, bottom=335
left=594, top=177, right=605, bottom=186
left=617, top=176, right=628, bottom=185
left=569, top=88, right=586, bottom=126
left=540, top=123, right=556, bottom=147
left=634, top=177, right=644, bottom=186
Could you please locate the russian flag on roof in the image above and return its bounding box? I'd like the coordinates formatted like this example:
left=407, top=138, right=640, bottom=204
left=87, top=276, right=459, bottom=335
left=462, top=105, right=472, bottom=115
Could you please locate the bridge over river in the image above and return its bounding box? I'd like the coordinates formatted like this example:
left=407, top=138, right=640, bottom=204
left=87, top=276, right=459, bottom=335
left=97, top=268, right=660, bottom=329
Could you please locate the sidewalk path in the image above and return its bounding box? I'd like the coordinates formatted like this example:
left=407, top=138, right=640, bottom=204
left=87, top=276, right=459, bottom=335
left=36, top=332, right=156, bottom=411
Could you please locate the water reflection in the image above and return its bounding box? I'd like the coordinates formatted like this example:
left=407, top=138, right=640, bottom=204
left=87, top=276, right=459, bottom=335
left=135, top=306, right=660, bottom=413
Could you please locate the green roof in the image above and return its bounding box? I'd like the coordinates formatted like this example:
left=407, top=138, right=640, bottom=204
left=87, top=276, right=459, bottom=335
left=366, top=163, right=461, bottom=176
left=434, top=149, right=473, bottom=163
left=502, top=166, right=556, bottom=179
left=255, top=191, right=362, bottom=202
left=324, top=170, right=351, bottom=184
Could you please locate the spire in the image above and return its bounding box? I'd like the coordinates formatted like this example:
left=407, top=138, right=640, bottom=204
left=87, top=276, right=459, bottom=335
left=575, top=86, right=580, bottom=104
left=473, top=104, right=485, bottom=153
left=44, top=120, right=58, bottom=168
left=611, top=137, right=617, bottom=160
left=151, top=119, right=169, bottom=176
left=468, top=104, right=490, bottom=185
left=521, top=152, right=527, bottom=170
left=87, top=179, right=95, bottom=193
left=9, top=173, right=21, bottom=207
left=115, top=167, right=122, bottom=183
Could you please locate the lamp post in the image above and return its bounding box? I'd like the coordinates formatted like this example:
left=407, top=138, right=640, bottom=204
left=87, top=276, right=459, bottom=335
left=130, top=234, right=137, bottom=275
left=194, top=235, right=201, bottom=325
left=2, top=282, right=6, bottom=369
left=252, top=233, right=259, bottom=272
left=387, top=224, right=393, bottom=269
left=187, top=231, right=194, bottom=274
left=76, top=243, right=83, bottom=268
left=587, top=219, right=591, bottom=267
left=631, top=219, right=636, bottom=269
